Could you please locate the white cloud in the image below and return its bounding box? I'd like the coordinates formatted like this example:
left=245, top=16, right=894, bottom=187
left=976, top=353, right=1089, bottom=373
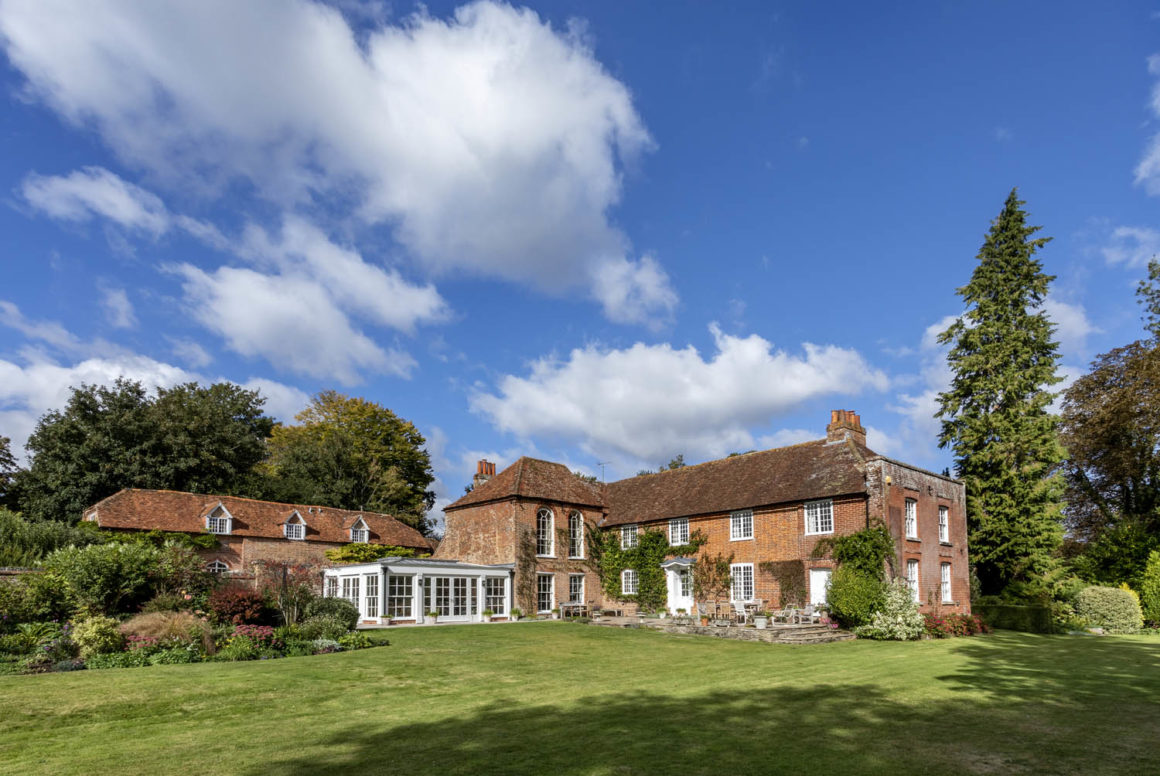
left=21, top=166, right=169, bottom=236
left=756, top=428, right=817, bottom=449
left=169, top=338, right=212, bottom=369
left=470, top=323, right=889, bottom=461
left=173, top=263, right=412, bottom=384
left=1043, top=295, right=1097, bottom=355
left=241, top=217, right=448, bottom=333
left=239, top=378, right=310, bottom=425
left=1102, top=225, right=1160, bottom=267
left=1135, top=54, right=1160, bottom=195
left=588, top=255, right=678, bottom=328
left=0, top=303, right=312, bottom=459
left=0, top=0, right=673, bottom=325
left=99, top=286, right=136, bottom=329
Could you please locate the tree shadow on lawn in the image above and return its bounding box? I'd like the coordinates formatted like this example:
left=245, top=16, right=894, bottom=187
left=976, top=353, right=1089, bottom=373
left=938, top=631, right=1160, bottom=704
left=247, top=669, right=1159, bottom=776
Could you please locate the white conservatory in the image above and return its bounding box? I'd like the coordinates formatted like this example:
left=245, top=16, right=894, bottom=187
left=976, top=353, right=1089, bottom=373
left=322, top=558, right=515, bottom=625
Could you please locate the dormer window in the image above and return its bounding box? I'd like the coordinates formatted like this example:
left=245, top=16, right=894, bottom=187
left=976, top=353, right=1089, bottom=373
left=206, top=505, right=232, bottom=535
left=284, top=512, right=306, bottom=541
left=350, top=517, right=369, bottom=543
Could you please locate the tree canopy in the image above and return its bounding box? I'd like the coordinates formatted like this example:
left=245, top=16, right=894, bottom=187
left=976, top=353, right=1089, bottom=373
left=16, top=379, right=274, bottom=522
left=936, top=189, right=1065, bottom=596
left=1060, top=258, right=1160, bottom=585
left=261, top=391, right=436, bottom=535
left=0, top=435, right=18, bottom=509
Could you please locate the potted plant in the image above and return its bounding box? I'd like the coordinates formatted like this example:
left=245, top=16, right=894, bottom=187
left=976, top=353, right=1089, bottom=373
left=510, top=608, right=523, bottom=621
left=754, top=611, right=770, bottom=630
left=551, top=607, right=560, bottom=620
left=427, top=610, right=439, bottom=624
left=481, top=608, right=494, bottom=623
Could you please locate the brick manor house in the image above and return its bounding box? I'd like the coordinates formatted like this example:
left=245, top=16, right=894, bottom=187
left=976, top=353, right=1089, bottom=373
left=323, top=410, right=970, bottom=625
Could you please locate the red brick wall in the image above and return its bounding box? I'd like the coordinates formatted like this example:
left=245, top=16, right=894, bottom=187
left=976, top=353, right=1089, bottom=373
left=516, top=501, right=603, bottom=614
left=872, top=459, right=970, bottom=615
left=436, top=500, right=519, bottom=565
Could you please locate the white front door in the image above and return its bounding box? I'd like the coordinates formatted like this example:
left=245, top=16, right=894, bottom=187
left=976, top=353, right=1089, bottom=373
left=666, top=568, right=694, bottom=614
left=809, top=568, right=832, bottom=607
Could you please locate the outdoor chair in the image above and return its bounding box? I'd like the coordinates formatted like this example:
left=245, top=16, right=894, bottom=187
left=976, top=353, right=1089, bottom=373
left=732, top=601, right=750, bottom=625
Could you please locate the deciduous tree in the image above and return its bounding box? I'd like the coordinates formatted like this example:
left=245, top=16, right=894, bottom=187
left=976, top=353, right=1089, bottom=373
left=936, top=189, right=1065, bottom=596
left=261, top=391, right=435, bottom=534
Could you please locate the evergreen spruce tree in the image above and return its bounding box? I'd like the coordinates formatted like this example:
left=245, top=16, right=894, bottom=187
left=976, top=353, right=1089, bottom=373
left=936, top=189, right=1065, bottom=596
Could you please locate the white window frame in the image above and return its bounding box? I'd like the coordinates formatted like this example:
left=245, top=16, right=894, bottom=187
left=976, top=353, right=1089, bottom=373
left=621, top=524, right=638, bottom=549
left=537, top=573, right=555, bottom=613
left=730, top=510, right=754, bottom=541
left=350, top=517, right=369, bottom=543
left=938, top=506, right=949, bottom=543
left=205, top=505, right=232, bottom=535
left=621, top=569, right=638, bottom=596
left=284, top=512, right=306, bottom=541
left=206, top=560, right=229, bottom=574
left=668, top=517, right=689, bottom=546
left=804, top=499, right=833, bottom=535
left=905, top=499, right=918, bottom=539
left=568, top=573, right=585, bottom=603
left=325, top=576, right=338, bottom=598
left=536, top=508, right=555, bottom=557
left=568, top=511, right=584, bottom=559
left=484, top=577, right=506, bottom=614
left=730, top=563, right=755, bottom=602
left=386, top=575, right=413, bottom=619
left=941, top=563, right=952, bottom=603
left=341, top=575, right=360, bottom=606
left=906, top=559, right=920, bottom=603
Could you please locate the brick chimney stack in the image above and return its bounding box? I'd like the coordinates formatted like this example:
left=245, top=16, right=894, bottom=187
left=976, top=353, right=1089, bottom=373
left=473, top=459, right=496, bottom=489
left=826, top=409, right=867, bottom=447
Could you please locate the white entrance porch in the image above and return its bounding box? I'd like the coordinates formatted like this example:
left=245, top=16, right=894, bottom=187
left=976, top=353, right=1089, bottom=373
left=661, top=557, right=695, bottom=615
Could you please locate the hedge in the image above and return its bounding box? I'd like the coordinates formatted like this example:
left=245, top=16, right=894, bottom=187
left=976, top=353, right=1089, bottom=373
left=972, top=603, right=1054, bottom=633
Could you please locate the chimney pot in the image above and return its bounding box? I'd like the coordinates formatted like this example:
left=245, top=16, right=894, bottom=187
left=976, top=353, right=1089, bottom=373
left=826, top=408, right=867, bottom=447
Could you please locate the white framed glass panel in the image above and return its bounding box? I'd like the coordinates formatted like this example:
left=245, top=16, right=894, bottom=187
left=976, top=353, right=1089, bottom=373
left=621, top=569, right=638, bottom=596
left=537, top=573, right=554, bottom=612
left=351, top=528, right=368, bottom=543
left=569, top=512, right=584, bottom=558
left=325, top=576, right=338, bottom=597
left=621, top=525, right=638, bottom=549
left=206, top=508, right=231, bottom=535
left=938, top=506, right=949, bottom=543
left=805, top=500, right=833, bottom=535
left=941, top=563, right=952, bottom=603
left=669, top=517, right=689, bottom=546
left=730, top=563, right=755, bottom=601
left=207, top=560, right=229, bottom=574
left=341, top=576, right=360, bottom=605
left=364, top=574, right=379, bottom=617
left=730, top=510, right=754, bottom=541
left=907, top=560, right=919, bottom=603
left=679, top=569, right=692, bottom=598
left=569, top=574, right=585, bottom=603
left=485, top=578, right=506, bottom=613
left=285, top=522, right=305, bottom=540
left=905, top=499, right=918, bottom=539
left=387, top=575, right=413, bottom=618
left=537, top=509, right=555, bottom=556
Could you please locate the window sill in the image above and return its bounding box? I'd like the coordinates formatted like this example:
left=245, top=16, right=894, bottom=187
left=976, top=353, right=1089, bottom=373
left=905, top=537, right=921, bottom=542
left=568, top=556, right=585, bottom=561
left=535, top=554, right=555, bottom=559
left=940, top=541, right=953, bottom=547
left=804, top=531, right=834, bottom=537
left=729, top=536, right=754, bottom=542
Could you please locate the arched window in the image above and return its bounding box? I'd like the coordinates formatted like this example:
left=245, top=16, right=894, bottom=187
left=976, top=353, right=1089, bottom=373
left=568, top=511, right=584, bottom=558
left=536, top=508, right=554, bottom=556
left=207, top=560, right=229, bottom=574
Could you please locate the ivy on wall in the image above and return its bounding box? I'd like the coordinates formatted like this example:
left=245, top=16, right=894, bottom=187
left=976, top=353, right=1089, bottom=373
left=757, top=559, right=806, bottom=607
left=811, top=521, right=896, bottom=578
left=588, top=526, right=705, bottom=612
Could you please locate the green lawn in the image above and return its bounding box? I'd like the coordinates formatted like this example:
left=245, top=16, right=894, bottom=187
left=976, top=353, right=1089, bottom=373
left=2, top=624, right=1159, bottom=775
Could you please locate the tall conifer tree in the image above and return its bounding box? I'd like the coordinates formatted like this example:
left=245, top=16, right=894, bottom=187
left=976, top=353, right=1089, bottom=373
left=937, top=189, right=1064, bottom=596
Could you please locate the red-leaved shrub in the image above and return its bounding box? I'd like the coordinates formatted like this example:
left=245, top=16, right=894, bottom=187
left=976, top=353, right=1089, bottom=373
left=207, top=587, right=268, bottom=625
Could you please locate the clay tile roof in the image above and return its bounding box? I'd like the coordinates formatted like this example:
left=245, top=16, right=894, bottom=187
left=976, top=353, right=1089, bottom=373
left=601, top=438, right=875, bottom=526
left=444, top=457, right=605, bottom=512
left=85, top=489, right=430, bottom=549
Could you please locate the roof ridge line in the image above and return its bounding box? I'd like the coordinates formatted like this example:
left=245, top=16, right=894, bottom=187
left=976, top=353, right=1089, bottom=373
left=610, top=438, right=826, bottom=485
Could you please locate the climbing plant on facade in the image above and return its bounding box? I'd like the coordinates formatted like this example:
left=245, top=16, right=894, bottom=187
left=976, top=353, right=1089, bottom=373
left=588, top=527, right=704, bottom=612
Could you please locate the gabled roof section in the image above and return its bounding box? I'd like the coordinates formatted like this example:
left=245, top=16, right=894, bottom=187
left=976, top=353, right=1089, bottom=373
left=601, top=438, right=875, bottom=526
left=87, top=489, right=430, bottom=549
left=445, top=456, right=605, bottom=512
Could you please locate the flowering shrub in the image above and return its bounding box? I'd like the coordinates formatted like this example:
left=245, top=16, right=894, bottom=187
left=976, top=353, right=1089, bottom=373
left=854, top=579, right=924, bottom=641
left=922, top=613, right=991, bottom=638
left=208, top=587, right=268, bottom=625
left=299, top=614, right=349, bottom=641
left=231, top=624, right=283, bottom=650
left=126, top=634, right=161, bottom=653
left=311, top=638, right=342, bottom=654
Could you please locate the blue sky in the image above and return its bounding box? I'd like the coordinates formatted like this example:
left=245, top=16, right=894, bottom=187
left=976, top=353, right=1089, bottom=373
left=2, top=1, right=1159, bottom=526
